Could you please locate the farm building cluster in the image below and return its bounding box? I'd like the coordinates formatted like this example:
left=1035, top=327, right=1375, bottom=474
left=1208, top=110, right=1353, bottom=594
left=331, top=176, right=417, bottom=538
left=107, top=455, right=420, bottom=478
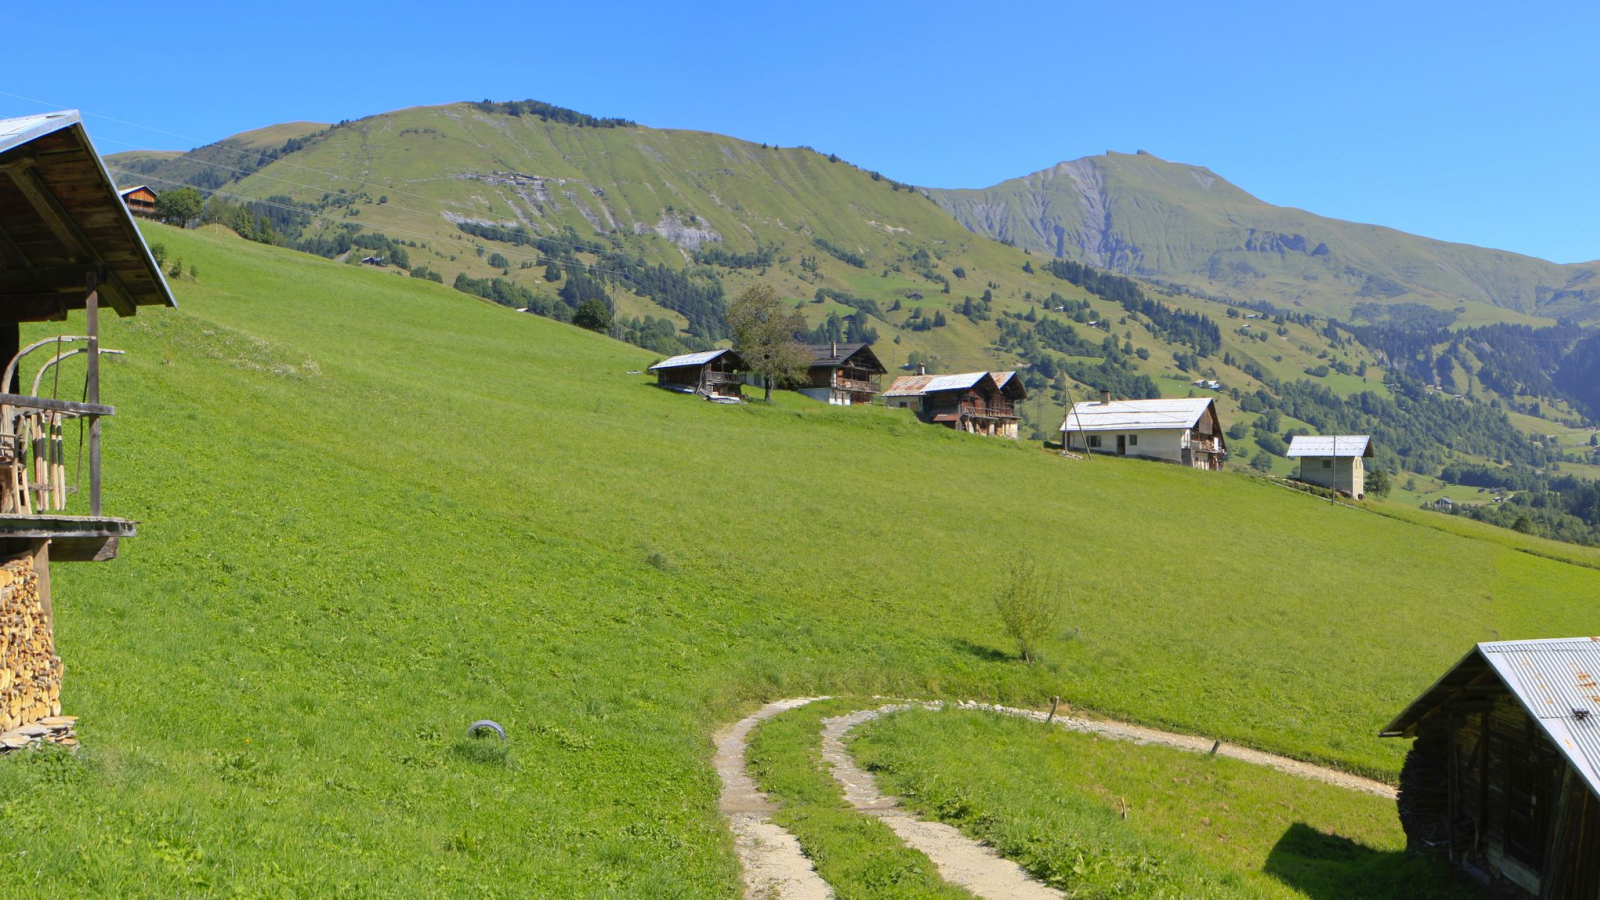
left=644, top=351, right=1381, bottom=495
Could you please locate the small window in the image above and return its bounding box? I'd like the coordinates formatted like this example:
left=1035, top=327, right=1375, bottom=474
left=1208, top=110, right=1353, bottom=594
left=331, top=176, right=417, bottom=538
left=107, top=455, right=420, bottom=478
left=1323, top=460, right=1333, bottom=469
left=1088, top=435, right=1101, bottom=449
left=1128, top=434, right=1138, bottom=447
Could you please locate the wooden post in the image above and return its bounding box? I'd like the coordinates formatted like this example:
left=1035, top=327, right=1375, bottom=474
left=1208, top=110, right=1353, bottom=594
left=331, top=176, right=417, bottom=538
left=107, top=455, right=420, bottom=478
left=86, top=270, right=100, bottom=517
left=0, top=322, right=17, bottom=395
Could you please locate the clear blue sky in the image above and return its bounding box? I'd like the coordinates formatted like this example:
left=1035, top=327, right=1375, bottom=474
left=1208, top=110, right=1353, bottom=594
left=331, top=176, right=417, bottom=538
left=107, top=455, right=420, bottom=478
left=8, top=1, right=1597, bottom=262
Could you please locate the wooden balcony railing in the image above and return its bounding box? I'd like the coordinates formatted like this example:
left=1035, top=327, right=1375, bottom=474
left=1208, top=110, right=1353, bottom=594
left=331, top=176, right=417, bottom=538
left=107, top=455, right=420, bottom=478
left=833, top=375, right=880, bottom=393
left=0, top=394, right=113, bottom=515
left=930, top=401, right=1018, bottom=420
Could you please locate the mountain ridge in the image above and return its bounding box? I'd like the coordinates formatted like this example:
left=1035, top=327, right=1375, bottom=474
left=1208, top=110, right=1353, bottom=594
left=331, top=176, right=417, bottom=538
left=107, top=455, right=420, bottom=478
left=930, top=151, right=1600, bottom=324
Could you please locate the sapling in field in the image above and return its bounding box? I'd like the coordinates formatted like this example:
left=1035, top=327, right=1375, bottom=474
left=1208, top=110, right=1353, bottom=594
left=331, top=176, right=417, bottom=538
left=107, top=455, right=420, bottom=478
left=993, top=559, right=1064, bottom=664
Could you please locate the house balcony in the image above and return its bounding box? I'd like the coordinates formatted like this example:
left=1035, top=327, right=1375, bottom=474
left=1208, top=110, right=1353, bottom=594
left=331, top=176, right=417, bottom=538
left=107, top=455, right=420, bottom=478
left=0, top=390, right=127, bottom=561
left=832, top=375, right=880, bottom=394
left=954, top=401, right=1018, bottom=420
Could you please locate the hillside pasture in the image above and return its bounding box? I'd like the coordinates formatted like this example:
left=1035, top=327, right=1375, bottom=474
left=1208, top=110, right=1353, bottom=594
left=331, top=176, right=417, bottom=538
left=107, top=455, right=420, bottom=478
left=0, top=224, right=1595, bottom=894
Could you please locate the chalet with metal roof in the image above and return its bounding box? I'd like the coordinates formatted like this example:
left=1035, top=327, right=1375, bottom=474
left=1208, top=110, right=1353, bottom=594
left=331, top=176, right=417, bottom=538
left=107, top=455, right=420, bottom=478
left=797, top=342, right=885, bottom=406
left=1060, top=393, right=1225, bottom=469
left=0, top=110, right=174, bottom=739
left=1287, top=434, right=1373, bottom=498
left=884, top=370, right=1022, bottom=438
left=1383, top=637, right=1600, bottom=897
left=648, top=348, right=744, bottom=400
left=117, top=185, right=157, bottom=219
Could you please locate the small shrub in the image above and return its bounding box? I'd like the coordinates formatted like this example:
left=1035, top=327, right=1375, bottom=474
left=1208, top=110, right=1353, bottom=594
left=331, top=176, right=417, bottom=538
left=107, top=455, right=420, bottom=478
left=993, top=559, right=1063, bottom=664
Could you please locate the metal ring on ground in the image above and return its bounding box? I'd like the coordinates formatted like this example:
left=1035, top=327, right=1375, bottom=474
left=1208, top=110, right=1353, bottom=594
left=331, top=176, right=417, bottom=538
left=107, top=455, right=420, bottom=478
left=467, top=720, right=507, bottom=741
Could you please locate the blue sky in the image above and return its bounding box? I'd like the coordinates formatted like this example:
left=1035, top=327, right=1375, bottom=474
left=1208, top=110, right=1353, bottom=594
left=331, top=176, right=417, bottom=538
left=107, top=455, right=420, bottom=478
left=7, top=1, right=1597, bottom=262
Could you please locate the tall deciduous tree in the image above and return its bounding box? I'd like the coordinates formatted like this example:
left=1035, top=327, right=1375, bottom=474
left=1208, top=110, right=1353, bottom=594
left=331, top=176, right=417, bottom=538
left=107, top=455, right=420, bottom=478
left=154, top=187, right=203, bottom=228
left=573, top=299, right=612, bottom=333
left=726, top=284, right=808, bottom=402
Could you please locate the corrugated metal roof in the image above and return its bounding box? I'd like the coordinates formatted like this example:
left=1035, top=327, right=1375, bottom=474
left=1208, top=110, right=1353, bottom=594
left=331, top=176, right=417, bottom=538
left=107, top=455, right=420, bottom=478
left=648, top=349, right=732, bottom=370
left=1060, top=397, right=1215, bottom=432
left=884, top=371, right=995, bottom=397
left=883, top=374, right=933, bottom=397
left=1383, top=637, right=1600, bottom=803
left=1287, top=435, right=1372, bottom=458
left=0, top=111, right=78, bottom=155
left=925, top=372, right=987, bottom=392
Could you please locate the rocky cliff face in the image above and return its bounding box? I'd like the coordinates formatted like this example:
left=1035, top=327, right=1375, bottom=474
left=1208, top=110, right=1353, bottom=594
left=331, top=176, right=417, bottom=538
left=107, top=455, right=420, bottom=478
left=931, top=153, right=1600, bottom=322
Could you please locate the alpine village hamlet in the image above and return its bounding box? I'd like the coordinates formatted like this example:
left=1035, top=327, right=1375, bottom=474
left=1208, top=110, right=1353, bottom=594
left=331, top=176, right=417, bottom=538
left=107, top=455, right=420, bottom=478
left=9, top=14, right=1600, bottom=895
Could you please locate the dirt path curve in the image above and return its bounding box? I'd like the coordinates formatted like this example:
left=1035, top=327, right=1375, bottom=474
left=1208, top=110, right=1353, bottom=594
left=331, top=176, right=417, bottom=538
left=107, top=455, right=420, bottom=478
left=714, top=697, right=1395, bottom=898
left=713, top=697, right=835, bottom=900
left=950, top=700, right=1396, bottom=799
left=822, top=704, right=1063, bottom=899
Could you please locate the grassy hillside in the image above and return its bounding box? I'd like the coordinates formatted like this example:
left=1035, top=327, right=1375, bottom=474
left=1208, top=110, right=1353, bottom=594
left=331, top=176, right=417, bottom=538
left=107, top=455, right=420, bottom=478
left=0, top=223, right=1596, bottom=894
left=109, top=102, right=1600, bottom=470
left=932, top=152, right=1600, bottom=324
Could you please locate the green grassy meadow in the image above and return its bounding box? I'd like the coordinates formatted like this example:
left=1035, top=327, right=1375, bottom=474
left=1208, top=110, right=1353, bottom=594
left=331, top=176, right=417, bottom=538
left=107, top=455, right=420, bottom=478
left=1, top=223, right=1597, bottom=894
left=848, top=708, right=1478, bottom=898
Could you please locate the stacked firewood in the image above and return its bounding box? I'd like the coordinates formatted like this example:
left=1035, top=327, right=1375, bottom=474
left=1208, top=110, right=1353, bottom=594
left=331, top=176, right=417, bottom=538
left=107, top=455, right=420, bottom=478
left=0, top=556, right=61, bottom=732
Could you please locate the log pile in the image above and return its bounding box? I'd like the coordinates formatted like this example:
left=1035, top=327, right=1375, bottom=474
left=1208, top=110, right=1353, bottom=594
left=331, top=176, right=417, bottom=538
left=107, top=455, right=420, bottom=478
left=0, top=715, right=76, bottom=752
left=0, top=555, right=61, bottom=733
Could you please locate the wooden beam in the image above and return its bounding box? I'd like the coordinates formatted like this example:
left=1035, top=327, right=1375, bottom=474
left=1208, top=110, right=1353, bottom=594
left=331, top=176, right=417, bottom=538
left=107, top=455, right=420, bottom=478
left=0, top=296, right=68, bottom=322
left=0, top=160, right=135, bottom=316
left=0, top=221, right=29, bottom=268
left=0, top=393, right=113, bottom=417
left=0, top=265, right=93, bottom=292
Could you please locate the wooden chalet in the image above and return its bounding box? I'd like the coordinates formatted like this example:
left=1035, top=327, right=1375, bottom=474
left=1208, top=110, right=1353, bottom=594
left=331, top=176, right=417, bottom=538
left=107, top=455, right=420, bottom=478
left=797, top=342, right=885, bottom=406
left=1061, top=393, right=1226, bottom=470
left=117, top=184, right=157, bottom=219
left=648, top=348, right=745, bottom=400
left=1287, top=434, right=1373, bottom=498
left=1383, top=638, right=1600, bottom=897
left=0, top=111, right=175, bottom=733
left=883, top=370, right=1022, bottom=438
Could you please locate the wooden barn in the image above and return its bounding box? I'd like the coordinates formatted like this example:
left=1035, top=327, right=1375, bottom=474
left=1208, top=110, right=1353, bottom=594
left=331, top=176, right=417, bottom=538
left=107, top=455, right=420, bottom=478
left=1287, top=434, right=1372, bottom=498
left=796, top=342, right=885, bottom=406
left=116, top=184, right=157, bottom=219
left=0, top=111, right=175, bottom=741
left=1382, top=637, right=1600, bottom=897
left=648, top=348, right=745, bottom=400
left=1060, top=394, right=1226, bottom=469
left=883, top=370, right=1021, bottom=438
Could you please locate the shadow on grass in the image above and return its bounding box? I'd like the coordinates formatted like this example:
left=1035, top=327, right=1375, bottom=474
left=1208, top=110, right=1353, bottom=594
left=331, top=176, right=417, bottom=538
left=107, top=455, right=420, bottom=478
left=1263, top=822, right=1486, bottom=900
left=947, top=636, right=1012, bottom=664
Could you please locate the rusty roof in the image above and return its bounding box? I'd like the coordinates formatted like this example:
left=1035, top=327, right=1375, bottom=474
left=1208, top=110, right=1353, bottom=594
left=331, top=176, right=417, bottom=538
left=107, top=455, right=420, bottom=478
left=1382, top=636, right=1600, bottom=802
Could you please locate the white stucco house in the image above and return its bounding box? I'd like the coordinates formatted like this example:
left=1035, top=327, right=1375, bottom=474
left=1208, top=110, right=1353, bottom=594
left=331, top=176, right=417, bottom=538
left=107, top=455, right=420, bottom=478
left=1060, top=394, right=1227, bottom=470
